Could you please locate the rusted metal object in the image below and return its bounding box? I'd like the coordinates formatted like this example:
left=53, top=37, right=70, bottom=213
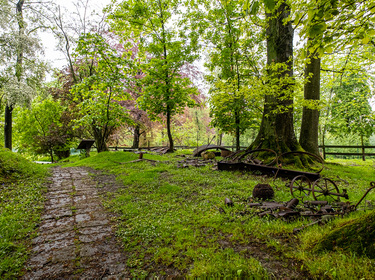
left=290, top=175, right=312, bottom=200
left=192, top=145, right=231, bottom=157
left=177, top=158, right=214, bottom=168
left=225, top=198, right=234, bottom=207
left=312, top=178, right=348, bottom=201
left=218, top=161, right=321, bottom=181
left=218, top=149, right=323, bottom=181
left=286, top=198, right=299, bottom=209
left=289, top=176, right=349, bottom=202
left=237, top=149, right=278, bottom=166
left=355, top=182, right=375, bottom=209
left=252, top=184, right=274, bottom=200
left=150, top=147, right=170, bottom=154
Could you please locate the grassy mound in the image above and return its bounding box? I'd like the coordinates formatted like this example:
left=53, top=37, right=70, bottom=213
left=313, top=210, right=375, bottom=258
left=0, top=148, right=46, bottom=184
left=0, top=148, right=48, bottom=278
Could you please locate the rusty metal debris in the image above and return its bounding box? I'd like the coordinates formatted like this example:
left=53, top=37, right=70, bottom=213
left=176, top=158, right=216, bottom=168
left=150, top=147, right=171, bottom=154
left=289, top=176, right=349, bottom=202
left=225, top=198, right=234, bottom=207
left=221, top=182, right=375, bottom=234
left=218, top=150, right=323, bottom=181
left=252, top=184, right=274, bottom=200
left=192, top=144, right=231, bottom=157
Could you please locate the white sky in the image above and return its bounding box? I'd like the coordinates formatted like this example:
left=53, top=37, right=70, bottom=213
left=40, top=0, right=112, bottom=71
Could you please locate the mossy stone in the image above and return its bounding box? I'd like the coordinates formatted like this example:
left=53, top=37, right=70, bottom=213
left=201, top=151, right=215, bottom=160
left=313, top=210, right=375, bottom=258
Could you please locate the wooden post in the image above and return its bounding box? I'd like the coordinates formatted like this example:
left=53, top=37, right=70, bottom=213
left=85, top=147, right=90, bottom=157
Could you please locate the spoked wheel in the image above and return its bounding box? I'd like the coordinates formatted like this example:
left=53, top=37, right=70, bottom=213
left=290, top=175, right=312, bottom=200
left=237, top=149, right=278, bottom=166
left=312, top=178, right=341, bottom=202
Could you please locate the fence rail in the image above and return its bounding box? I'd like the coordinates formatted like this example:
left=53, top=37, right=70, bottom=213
left=108, top=145, right=375, bottom=161
left=319, top=145, right=375, bottom=161
left=108, top=145, right=247, bottom=151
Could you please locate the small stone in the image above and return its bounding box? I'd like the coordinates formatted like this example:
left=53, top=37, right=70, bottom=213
left=201, top=151, right=215, bottom=160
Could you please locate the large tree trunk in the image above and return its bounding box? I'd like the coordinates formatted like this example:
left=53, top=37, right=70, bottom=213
left=250, top=1, right=299, bottom=153
left=92, top=126, right=109, bottom=153
left=4, top=104, right=13, bottom=150
left=300, top=46, right=321, bottom=156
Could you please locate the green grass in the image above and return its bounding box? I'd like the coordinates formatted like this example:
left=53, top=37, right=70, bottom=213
left=64, top=150, right=375, bottom=278
left=0, top=147, right=48, bottom=279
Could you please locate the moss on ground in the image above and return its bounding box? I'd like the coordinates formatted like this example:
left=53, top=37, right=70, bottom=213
left=313, top=210, right=375, bottom=258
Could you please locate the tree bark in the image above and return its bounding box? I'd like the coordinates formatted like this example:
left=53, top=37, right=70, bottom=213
left=132, top=124, right=140, bottom=149
left=92, top=126, right=109, bottom=153
left=5, top=0, right=25, bottom=150
left=300, top=47, right=321, bottom=156
left=166, top=107, right=174, bottom=152
left=235, top=109, right=240, bottom=151
left=250, top=1, right=299, bottom=153
left=4, top=104, right=13, bottom=150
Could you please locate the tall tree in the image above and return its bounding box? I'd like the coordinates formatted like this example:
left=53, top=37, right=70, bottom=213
left=71, top=33, right=134, bottom=152
left=5, top=1, right=25, bottom=150
left=250, top=0, right=299, bottom=153
left=300, top=46, right=321, bottom=155
left=298, top=0, right=375, bottom=155
left=1, top=0, right=46, bottom=150
left=328, top=73, right=375, bottom=144
left=187, top=0, right=264, bottom=151
left=109, top=0, right=199, bottom=152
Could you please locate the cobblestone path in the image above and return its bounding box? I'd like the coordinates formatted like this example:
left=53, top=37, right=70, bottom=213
left=22, top=167, right=129, bottom=279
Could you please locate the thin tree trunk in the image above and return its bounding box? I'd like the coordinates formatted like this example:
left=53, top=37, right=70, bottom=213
left=166, top=107, right=174, bottom=152
left=49, top=148, right=54, bottom=163
left=132, top=124, right=140, bottom=149
left=235, top=109, right=240, bottom=151
left=300, top=46, right=321, bottom=156
left=4, top=104, right=13, bottom=150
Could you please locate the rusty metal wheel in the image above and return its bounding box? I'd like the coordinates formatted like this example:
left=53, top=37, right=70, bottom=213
left=312, top=178, right=341, bottom=202
left=290, top=175, right=312, bottom=200
left=237, top=149, right=278, bottom=166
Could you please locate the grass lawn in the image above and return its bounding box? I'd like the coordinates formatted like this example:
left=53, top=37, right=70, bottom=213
left=0, top=148, right=49, bottom=279
left=64, top=150, right=375, bottom=279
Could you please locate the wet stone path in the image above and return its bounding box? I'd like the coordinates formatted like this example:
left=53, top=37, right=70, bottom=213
left=22, top=167, right=129, bottom=279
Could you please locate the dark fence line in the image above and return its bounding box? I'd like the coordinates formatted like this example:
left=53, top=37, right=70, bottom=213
left=319, top=145, right=375, bottom=161
left=108, top=145, right=248, bottom=152
left=108, top=145, right=375, bottom=161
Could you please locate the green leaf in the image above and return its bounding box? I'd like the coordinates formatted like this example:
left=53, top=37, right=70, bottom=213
left=264, top=0, right=275, bottom=12
left=250, top=1, right=260, bottom=15
left=362, top=34, right=370, bottom=44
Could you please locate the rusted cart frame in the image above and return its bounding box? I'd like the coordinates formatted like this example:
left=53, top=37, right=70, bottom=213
left=218, top=161, right=321, bottom=181
left=289, top=176, right=349, bottom=202
left=218, top=150, right=323, bottom=181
